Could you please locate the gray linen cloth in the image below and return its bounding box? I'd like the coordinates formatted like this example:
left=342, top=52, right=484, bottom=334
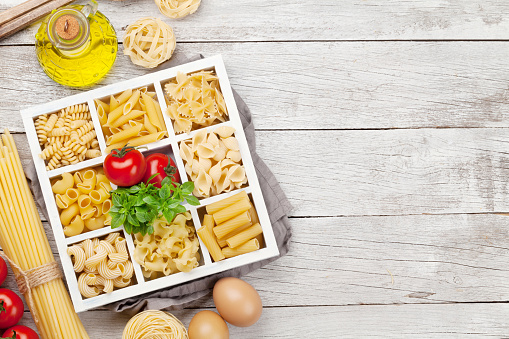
left=25, top=54, right=292, bottom=315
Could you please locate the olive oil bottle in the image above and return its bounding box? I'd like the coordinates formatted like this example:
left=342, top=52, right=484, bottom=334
left=35, top=0, right=117, bottom=88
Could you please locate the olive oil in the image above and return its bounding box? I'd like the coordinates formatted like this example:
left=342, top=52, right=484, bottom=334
left=35, top=2, right=117, bottom=88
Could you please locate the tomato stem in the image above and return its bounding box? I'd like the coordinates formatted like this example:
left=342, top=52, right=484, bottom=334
left=164, top=162, right=177, bottom=178
left=0, top=300, right=5, bottom=314
left=111, top=144, right=137, bottom=158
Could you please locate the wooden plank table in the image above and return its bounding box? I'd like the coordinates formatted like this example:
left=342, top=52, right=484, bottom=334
left=1, top=0, right=509, bottom=337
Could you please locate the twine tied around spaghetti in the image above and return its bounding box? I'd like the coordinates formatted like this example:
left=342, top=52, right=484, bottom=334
left=0, top=250, right=63, bottom=324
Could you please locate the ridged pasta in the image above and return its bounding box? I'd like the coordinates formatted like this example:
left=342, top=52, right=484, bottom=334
left=67, top=245, right=86, bottom=272
left=70, top=234, right=134, bottom=298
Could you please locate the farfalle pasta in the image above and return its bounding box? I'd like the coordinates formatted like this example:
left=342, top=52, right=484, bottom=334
left=155, top=0, right=201, bottom=19
left=123, top=18, right=176, bottom=69
left=179, top=127, right=247, bottom=198
left=34, top=104, right=101, bottom=170
left=52, top=167, right=113, bottom=237
left=133, top=212, right=200, bottom=280
left=67, top=233, right=134, bottom=298
left=165, top=71, right=228, bottom=134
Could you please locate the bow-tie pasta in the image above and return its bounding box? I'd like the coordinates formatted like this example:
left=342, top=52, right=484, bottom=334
left=179, top=127, right=248, bottom=198
left=165, top=71, right=228, bottom=134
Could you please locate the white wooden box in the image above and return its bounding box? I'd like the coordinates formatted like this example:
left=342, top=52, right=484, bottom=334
left=21, top=55, right=279, bottom=312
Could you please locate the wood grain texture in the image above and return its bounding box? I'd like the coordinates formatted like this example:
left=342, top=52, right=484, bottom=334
left=11, top=127, right=509, bottom=218
left=3, top=213, right=508, bottom=308
left=1, top=42, right=509, bottom=132
left=12, top=303, right=509, bottom=338
left=1, top=0, right=509, bottom=44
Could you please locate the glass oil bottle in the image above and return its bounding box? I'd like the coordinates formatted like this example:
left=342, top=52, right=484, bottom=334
left=35, top=0, right=117, bottom=88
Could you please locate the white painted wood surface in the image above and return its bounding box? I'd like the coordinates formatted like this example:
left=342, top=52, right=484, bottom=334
left=1, top=0, right=509, bottom=337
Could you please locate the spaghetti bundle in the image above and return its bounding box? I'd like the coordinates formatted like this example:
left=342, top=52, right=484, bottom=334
left=123, top=310, right=188, bottom=339
left=0, top=129, right=89, bottom=339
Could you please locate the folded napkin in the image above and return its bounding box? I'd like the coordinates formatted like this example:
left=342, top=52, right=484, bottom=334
left=25, top=54, right=292, bottom=315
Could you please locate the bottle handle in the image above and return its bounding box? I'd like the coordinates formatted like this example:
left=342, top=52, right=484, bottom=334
left=80, top=0, right=98, bottom=19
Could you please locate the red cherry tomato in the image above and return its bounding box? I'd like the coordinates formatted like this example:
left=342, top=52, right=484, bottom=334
left=2, top=325, right=39, bottom=339
left=0, top=257, right=7, bottom=286
left=0, top=289, right=23, bottom=329
left=142, top=153, right=180, bottom=188
left=104, top=145, right=146, bottom=187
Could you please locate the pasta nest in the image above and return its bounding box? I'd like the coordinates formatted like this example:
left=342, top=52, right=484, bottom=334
left=155, top=0, right=201, bottom=19
left=123, top=17, right=176, bottom=68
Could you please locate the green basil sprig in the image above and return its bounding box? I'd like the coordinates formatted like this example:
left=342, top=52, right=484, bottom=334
left=109, top=176, right=200, bottom=235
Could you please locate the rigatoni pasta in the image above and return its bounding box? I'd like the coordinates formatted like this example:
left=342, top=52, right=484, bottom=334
left=34, top=104, right=101, bottom=170
left=198, top=191, right=264, bottom=262
left=95, top=88, right=168, bottom=153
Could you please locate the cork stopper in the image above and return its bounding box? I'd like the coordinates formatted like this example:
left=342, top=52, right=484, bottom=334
left=55, top=15, right=80, bottom=40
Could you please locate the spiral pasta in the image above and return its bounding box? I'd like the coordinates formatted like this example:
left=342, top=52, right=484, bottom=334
left=34, top=103, right=101, bottom=170
left=69, top=233, right=134, bottom=298
left=123, top=17, right=176, bottom=68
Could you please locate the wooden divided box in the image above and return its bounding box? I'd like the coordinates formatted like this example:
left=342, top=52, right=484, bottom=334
left=21, top=55, right=279, bottom=312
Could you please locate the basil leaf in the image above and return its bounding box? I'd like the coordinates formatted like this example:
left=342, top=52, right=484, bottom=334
left=185, top=195, right=200, bottom=206
left=159, top=185, right=171, bottom=200
left=175, top=204, right=187, bottom=213
left=143, top=196, right=159, bottom=206
left=181, top=181, right=194, bottom=195
left=128, top=185, right=141, bottom=193
left=161, top=177, right=172, bottom=187
left=162, top=210, right=175, bottom=224
left=112, top=193, right=122, bottom=207
left=127, top=213, right=139, bottom=226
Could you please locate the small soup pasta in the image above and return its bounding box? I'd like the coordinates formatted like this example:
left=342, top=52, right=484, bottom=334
left=133, top=212, right=200, bottom=280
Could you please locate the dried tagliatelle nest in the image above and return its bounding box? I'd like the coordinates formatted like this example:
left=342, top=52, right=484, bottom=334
left=155, top=0, right=201, bottom=19
left=123, top=17, right=176, bottom=68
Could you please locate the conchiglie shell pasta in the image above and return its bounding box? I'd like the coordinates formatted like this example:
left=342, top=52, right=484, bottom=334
left=222, top=137, right=240, bottom=151
left=179, top=129, right=247, bottom=198
left=214, top=126, right=236, bottom=138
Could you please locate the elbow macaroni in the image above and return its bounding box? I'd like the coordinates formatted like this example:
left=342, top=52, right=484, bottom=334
left=52, top=168, right=113, bottom=237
